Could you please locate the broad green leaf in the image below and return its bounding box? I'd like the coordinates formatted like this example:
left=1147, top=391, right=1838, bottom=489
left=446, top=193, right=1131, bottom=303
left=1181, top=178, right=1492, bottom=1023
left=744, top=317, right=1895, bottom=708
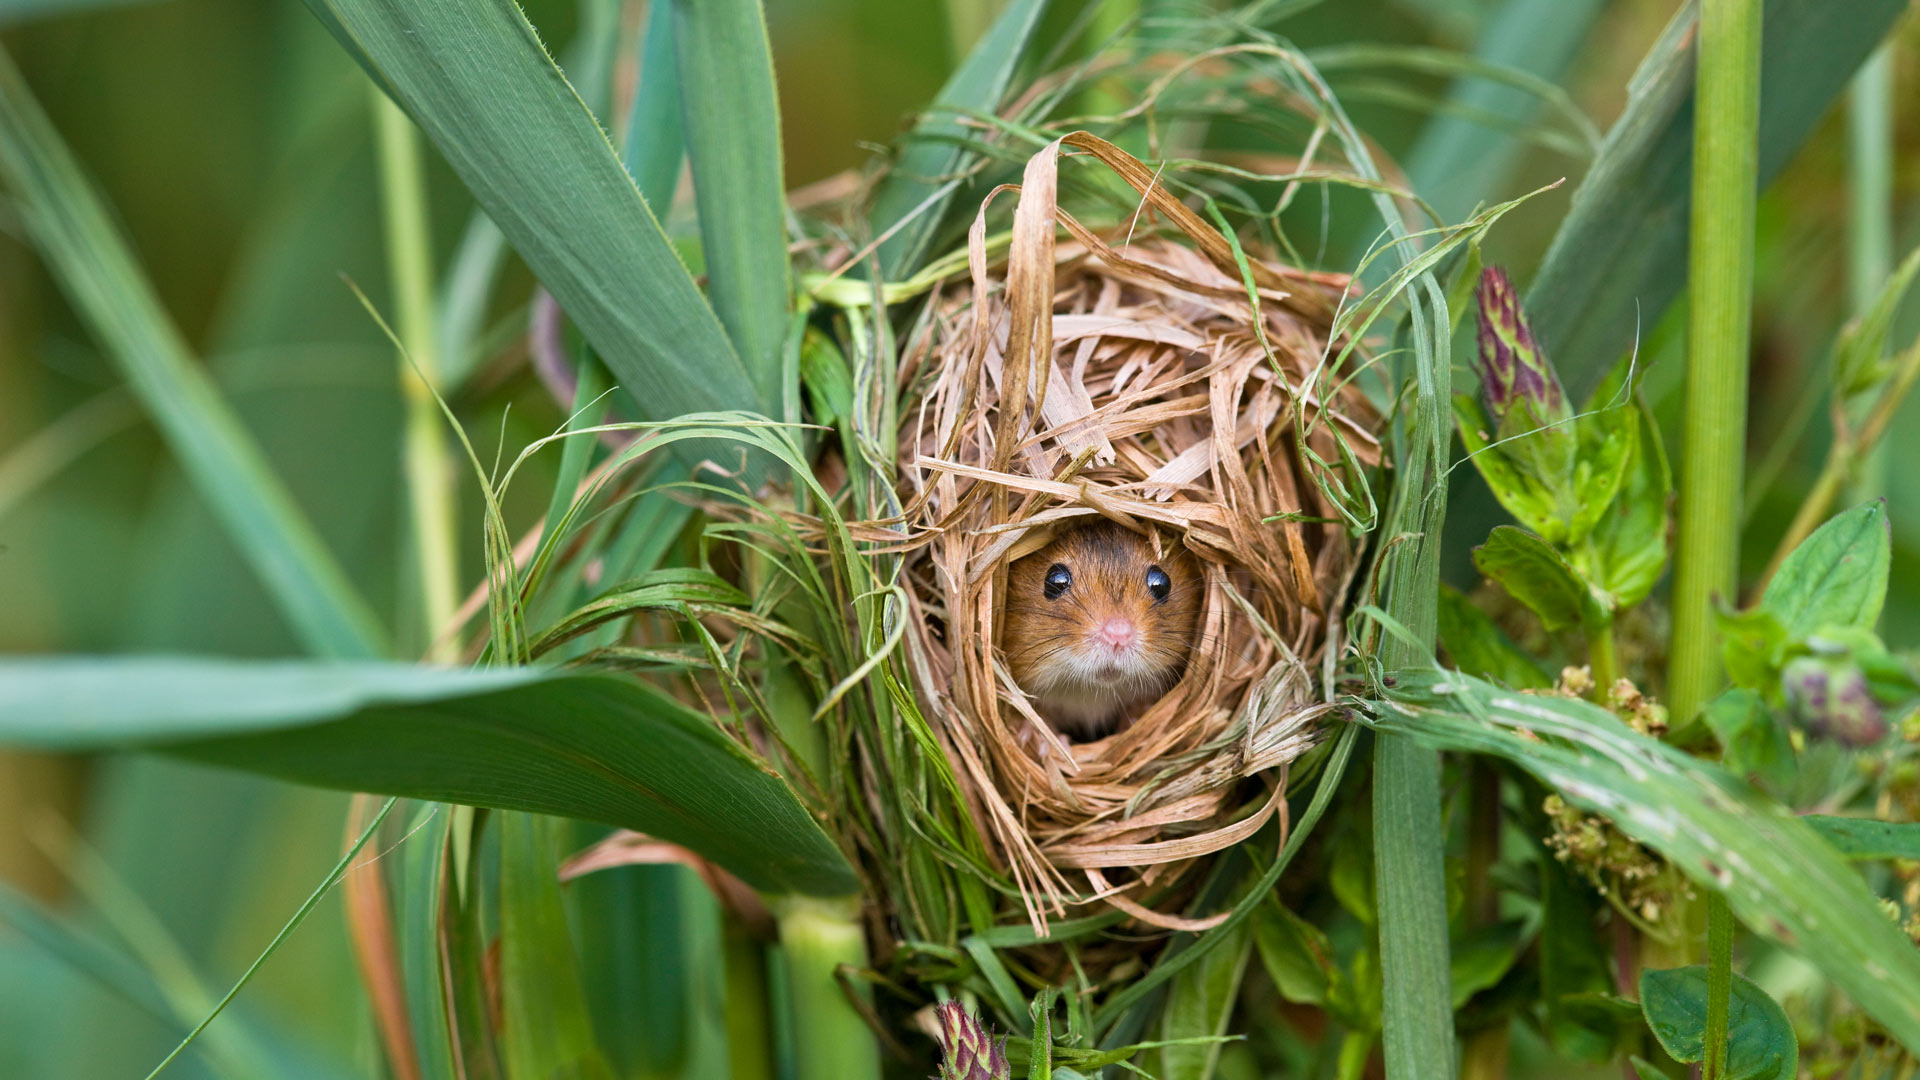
left=0, top=658, right=856, bottom=896
left=672, top=0, right=791, bottom=415
left=1472, top=526, right=1591, bottom=632
left=870, top=0, right=1050, bottom=278
left=1702, top=688, right=1795, bottom=792
left=1158, top=920, right=1252, bottom=1080
left=1760, top=501, right=1892, bottom=638
left=0, top=50, right=385, bottom=660
left=1251, top=900, right=1336, bottom=1009
left=500, top=812, right=616, bottom=1080
left=1449, top=921, right=1523, bottom=1010
left=1804, top=816, right=1920, bottom=861
left=1369, top=671, right=1920, bottom=1048
left=622, top=0, right=686, bottom=213
left=1528, top=0, right=1908, bottom=399
left=1639, top=967, right=1797, bottom=1080
left=297, top=0, right=766, bottom=430
left=1716, top=606, right=1789, bottom=694
left=1436, top=584, right=1553, bottom=689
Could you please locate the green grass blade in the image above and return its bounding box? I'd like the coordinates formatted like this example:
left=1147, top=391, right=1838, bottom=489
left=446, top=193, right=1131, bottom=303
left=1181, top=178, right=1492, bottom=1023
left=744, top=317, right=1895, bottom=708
left=869, top=0, right=1049, bottom=278
left=397, top=808, right=458, bottom=1080
left=671, top=0, right=791, bottom=416
left=0, top=658, right=857, bottom=897
left=623, top=0, right=686, bottom=212
left=299, top=0, right=765, bottom=422
left=499, top=812, right=615, bottom=1080
left=1402, top=0, right=1606, bottom=223
left=1369, top=670, right=1920, bottom=1047
left=0, top=49, right=386, bottom=660
left=1527, top=0, right=1906, bottom=399
left=0, top=0, right=152, bottom=22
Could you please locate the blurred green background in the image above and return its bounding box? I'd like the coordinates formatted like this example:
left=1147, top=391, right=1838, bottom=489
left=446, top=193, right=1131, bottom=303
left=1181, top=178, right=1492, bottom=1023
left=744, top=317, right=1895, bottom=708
left=1, top=0, right=1915, bottom=1075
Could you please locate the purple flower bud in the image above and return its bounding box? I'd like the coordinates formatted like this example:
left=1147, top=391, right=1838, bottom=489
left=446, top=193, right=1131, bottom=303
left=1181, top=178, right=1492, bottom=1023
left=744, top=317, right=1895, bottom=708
left=1476, top=267, right=1571, bottom=435
left=1783, top=656, right=1888, bottom=748
left=934, top=1001, right=1010, bottom=1080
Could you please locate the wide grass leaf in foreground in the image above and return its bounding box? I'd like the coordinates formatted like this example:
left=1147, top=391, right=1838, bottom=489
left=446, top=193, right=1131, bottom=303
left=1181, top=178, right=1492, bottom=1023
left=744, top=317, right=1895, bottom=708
left=299, top=0, right=767, bottom=427
left=1366, top=670, right=1920, bottom=1046
left=0, top=658, right=855, bottom=896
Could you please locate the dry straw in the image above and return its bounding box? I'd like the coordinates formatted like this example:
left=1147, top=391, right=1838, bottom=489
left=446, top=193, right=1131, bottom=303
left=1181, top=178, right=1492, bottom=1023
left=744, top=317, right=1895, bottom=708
left=890, top=132, right=1380, bottom=933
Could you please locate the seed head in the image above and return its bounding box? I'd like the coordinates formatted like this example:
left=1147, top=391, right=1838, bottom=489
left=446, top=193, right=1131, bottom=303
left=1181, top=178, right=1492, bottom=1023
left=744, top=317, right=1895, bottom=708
left=1476, top=266, right=1568, bottom=431
left=933, top=1001, right=1010, bottom=1080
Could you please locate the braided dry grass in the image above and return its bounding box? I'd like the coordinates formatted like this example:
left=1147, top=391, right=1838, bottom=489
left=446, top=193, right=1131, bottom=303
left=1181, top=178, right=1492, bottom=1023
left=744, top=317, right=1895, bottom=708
left=893, top=134, right=1382, bottom=933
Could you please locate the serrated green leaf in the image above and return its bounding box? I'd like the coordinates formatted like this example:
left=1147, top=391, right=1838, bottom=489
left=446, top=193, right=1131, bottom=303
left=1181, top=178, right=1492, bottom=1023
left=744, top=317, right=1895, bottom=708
left=1437, top=584, right=1554, bottom=689
left=1567, top=401, right=1637, bottom=544
left=1455, top=395, right=1565, bottom=542
left=1472, top=526, right=1592, bottom=632
left=1639, top=967, right=1796, bottom=1080
left=500, top=812, right=617, bottom=1080
left=0, top=49, right=385, bottom=660
left=1369, top=671, right=1920, bottom=1049
left=0, top=658, right=856, bottom=896
left=298, top=0, right=766, bottom=433
left=1528, top=0, right=1909, bottom=399
left=870, top=0, right=1050, bottom=278
left=672, top=0, right=791, bottom=414
left=1760, top=501, right=1892, bottom=638
left=1804, top=816, right=1920, bottom=861
left=1576, top=400, right=1671, bottom=611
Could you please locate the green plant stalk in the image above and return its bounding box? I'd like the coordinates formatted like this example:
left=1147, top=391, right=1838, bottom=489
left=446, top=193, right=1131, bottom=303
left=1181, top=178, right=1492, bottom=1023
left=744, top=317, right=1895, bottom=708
left=1846, top=44, right=1894, bottom=504
left=775, top=897, right=880, bottom=1080
left=724, top=923, right=775, bottom=1080
left=1587, top=618, right=1618, bottom=700
left=1757, top=336, right=1920, bottom=591
left=1672, top=0, right=1763, bottom=1073
left=372, top=88, right=459, bottom=662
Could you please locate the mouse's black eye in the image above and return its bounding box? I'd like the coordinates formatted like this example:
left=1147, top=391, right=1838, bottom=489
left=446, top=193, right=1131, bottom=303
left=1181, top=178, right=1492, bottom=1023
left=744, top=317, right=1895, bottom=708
left=1146, top=565, right=1171, bottom=602
left=1043, top=564, right=1072, bottom=600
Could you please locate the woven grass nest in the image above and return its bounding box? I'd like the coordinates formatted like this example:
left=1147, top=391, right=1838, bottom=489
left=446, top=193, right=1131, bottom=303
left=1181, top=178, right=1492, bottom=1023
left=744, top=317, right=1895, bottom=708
left=891, top=134, right=1383, bottom=933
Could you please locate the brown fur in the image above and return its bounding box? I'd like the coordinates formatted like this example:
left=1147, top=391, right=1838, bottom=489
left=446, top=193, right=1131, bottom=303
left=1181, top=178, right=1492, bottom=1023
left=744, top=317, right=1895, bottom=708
left=1003, top=521, right=1202, bottom=736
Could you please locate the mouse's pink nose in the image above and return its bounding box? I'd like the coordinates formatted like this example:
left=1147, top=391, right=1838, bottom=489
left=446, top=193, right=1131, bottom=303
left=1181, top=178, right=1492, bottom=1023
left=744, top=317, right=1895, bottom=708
left=1094, top=618, right=1138, bottom=651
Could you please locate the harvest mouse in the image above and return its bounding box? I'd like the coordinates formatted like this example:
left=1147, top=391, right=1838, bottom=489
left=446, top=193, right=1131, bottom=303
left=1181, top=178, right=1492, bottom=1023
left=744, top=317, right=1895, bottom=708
left=1003, top=521, right=1203, bottom=737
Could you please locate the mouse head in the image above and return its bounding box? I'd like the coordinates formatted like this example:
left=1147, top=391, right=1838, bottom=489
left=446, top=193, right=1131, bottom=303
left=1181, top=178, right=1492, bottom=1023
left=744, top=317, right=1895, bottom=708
left=1003, top=521, right=1203, bottom=726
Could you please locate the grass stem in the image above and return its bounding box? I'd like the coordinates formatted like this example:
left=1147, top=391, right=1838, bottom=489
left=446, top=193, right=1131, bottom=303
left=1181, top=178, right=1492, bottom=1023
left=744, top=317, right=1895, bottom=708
left=372, top=87, right=460, bottom=662
left=1672, top=0, right=1763, bottom=1072
left=1847, top=44, right=1895, bottom=504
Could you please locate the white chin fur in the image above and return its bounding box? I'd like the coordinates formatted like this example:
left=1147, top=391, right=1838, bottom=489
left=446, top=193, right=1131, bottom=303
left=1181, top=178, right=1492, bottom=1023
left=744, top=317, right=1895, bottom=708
left=1030, top=655, right=1169, bottom=735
